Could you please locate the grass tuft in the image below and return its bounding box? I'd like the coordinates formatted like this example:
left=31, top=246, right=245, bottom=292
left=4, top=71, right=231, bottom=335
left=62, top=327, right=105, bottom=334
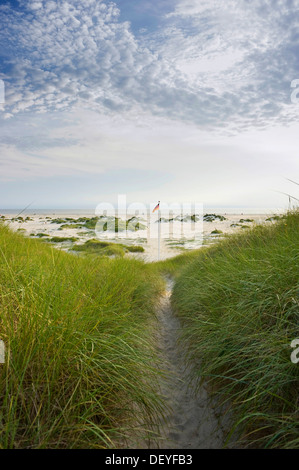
left=168, top=210, right=299, bottom=448
left=0, top=225, right=165, bottom=448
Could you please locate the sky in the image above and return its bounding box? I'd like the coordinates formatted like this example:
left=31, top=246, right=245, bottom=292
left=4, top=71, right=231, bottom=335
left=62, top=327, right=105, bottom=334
left=0, top=0, right=299, bottom=210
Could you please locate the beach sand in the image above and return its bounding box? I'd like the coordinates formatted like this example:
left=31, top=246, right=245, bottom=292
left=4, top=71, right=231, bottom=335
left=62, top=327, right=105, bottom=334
left=2, top=211, right=279, bottom=262
left=127, top=278, right=238, bottom=449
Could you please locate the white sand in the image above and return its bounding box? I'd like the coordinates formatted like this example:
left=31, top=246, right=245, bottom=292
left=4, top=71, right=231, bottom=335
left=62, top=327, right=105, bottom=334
left=2, top=211, right=280, bottom=262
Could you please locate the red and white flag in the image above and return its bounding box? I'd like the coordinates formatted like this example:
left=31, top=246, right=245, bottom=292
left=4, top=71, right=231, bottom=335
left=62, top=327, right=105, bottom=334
left=152, top=201, right=160, bottom=213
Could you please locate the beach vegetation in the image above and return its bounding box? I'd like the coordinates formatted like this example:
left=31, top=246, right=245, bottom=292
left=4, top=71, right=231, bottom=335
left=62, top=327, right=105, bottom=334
left=34, top=233, right=50, bottom=238
left=164, top=210, right=299, bottom=448
left=50, top=236, right=78, bottom=243
left=203, top=214, right=227, bottom=222
left=72, top=239, right=145, bottom=257
left=0, top=224, right=165, bottom=448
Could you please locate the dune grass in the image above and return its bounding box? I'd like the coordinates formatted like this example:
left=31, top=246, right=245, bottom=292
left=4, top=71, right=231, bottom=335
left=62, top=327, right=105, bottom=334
left=72, top=239, right=144, bottom=257
left=168, top=210, right=299, bottom=448
left=2, top=210, right=298, bottom=449
left=155, top=249, right=202, bottom=278
left=50, top=236, right=78, bottom=243
left=126, top=245, right=145, bottom=253
left=0, top=224, right=165, bottom=449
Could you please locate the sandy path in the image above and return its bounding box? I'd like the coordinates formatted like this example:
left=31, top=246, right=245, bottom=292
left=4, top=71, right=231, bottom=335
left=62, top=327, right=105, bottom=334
left=148, top=278, right=233, bottom=449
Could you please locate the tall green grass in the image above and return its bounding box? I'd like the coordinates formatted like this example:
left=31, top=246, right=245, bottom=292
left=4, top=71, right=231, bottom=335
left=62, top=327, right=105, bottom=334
left=170, top=211, right=299, bottom=448
left=156, top=250, right=202, bottom=278
left=0, top=224, right=165, bottom=448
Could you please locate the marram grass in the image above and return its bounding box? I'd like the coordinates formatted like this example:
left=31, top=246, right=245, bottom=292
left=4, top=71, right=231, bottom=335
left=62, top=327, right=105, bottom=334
left=0, top=224, right=165, bottom=449
left=169, top=210, right=299, bottom=448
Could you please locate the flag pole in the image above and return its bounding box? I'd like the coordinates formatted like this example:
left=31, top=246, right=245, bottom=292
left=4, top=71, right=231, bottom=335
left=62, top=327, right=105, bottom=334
left=152, top=201, right=161, bottom=261
left=158, top=205, right=161, bottom=261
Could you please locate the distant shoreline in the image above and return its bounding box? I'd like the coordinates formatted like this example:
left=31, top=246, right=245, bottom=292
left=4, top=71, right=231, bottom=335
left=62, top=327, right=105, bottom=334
left=0, top=207, right=286, bottom=216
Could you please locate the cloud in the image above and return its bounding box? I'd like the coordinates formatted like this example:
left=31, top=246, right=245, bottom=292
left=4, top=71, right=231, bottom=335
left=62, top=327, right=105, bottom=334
left=0, top=0, right=298, bottom=132
left=155, top=0, right=299, bottom=125
left=0, top=0, right=298, bottom=210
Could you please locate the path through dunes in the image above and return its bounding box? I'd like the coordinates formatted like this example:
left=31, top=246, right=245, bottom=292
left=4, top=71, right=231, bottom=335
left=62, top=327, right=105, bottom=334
left=146, top=278, right=233, bottom=449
